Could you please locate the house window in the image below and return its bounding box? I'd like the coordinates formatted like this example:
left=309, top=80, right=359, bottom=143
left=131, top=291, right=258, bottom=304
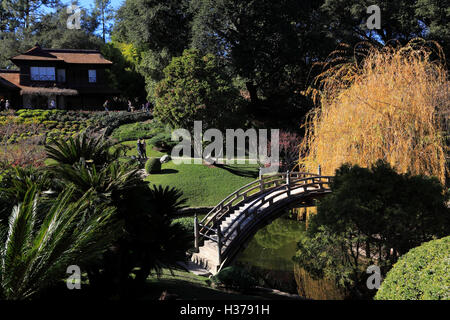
left=57, top=69, right=66, bottom=83
left=30, top=67, right=55, bottom=81
left=88, top=70, right=97, bottom=83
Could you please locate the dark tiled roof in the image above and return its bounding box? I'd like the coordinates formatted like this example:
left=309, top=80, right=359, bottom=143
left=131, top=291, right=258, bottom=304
left=0, top=71, right=20, bottom=90
left=11, top=45, right=112, bottom=65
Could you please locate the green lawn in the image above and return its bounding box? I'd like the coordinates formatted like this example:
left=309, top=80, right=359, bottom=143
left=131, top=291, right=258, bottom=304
left=116, top=140, right=166, bottom=158
left=146, top=161, right=259, bottom=207
left=44, top=136, right=260, bottom=208
left=143, top=268, right=299, bottom=300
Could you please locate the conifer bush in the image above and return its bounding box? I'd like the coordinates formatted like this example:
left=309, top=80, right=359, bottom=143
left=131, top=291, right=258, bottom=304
left=145, top=158, right=161, bottom=174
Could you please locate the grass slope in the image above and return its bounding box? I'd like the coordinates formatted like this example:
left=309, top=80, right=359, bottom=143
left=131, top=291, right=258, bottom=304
left=146, top=161, right=259, bottom=207
left=117, top=141, right=166, bottom=158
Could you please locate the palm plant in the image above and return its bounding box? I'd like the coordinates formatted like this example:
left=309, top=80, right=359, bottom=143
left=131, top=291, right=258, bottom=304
left=133, top=185, right=190, bottom=276
left=45, top=132, right=126, bottom=168
left=42, top=134, right=192, bottom=298
left=50, top=162, right=142, bottom=199
left=87, top=185, right=191, bottom=297
left=0, top=166, right=53, bottom=225
left=0, top=186, right=121, bottom=300
left=0, top=166, right=52, bottom=199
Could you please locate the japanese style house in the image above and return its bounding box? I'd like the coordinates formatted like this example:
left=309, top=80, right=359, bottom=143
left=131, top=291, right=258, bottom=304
left=0, top=44, right=117, bottom=109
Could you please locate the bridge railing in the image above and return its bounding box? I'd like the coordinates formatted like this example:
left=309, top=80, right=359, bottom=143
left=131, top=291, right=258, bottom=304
left=195, top=170, right=330, bottom=254
left=197, top=171, right=320, bottom=237
left=220, top=176, right=333, bottom=257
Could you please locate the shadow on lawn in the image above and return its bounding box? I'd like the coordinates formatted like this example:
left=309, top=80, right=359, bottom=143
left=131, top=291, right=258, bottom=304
left=143, top=278, right=300, bottom=300
left=214, top=163, right=259, bottom=179
left=160, top=169, right=179, bottom=174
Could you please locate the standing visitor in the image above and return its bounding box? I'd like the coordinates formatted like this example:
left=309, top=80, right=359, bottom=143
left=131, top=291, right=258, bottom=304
left=103, top=99, right=110, bottom=111
left=0, top=98, right=4, bottom=111
left=137, top=138, right=143, bottom=160
left=5, top=99, right=10, bottom=110
left=49, top=99, right=56, bottom=109
left=141, top=138, right=147, bottom=159
left=145, top=101, right=151, bottom=114
left=128, top=100, right=133, bottom=112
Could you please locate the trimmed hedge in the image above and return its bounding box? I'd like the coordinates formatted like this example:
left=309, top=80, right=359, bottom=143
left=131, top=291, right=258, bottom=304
left=375, top=236, right=450, bottom=300
left=172, top=217, right=195, bottom=234
left=145, top=158, right=161, bottom=174
left=110, top=122, right=156, bottom=142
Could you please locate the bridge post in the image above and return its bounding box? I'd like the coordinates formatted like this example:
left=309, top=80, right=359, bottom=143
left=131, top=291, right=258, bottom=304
left=286, top=170, right=291, bottom=196
left=194, top=214, right=199, bottom=252
left=318, top=164, right=321, bottom=175
left=217, top=225, right=222, bottom=265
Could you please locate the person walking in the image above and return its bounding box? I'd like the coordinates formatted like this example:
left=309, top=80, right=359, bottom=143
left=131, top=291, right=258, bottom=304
left=5, top=99, right=10, bottom=110
left=103, top=99, right=110, bottom=111
left=0, top=98, right=4, bottom=111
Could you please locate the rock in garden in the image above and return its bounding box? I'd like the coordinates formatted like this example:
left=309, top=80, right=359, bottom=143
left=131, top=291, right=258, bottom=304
left=160, top=155, right=171, bottom=163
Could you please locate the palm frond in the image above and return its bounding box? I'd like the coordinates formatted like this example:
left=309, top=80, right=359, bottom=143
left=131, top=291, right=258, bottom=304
left=0, top=186, right=120, bottom=300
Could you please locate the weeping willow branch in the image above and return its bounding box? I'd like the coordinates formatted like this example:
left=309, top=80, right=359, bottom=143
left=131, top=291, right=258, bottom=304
left=300, top=39, right=449, bottom=185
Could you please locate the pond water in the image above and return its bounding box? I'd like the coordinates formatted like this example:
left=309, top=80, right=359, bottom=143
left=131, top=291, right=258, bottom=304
left=233, top=211, right=346, bottom=300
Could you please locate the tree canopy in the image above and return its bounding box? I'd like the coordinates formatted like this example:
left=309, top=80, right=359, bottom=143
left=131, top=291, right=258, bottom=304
left=153, top=49, right=242, bottom=131
left=0, top=0, right=449, bottom=126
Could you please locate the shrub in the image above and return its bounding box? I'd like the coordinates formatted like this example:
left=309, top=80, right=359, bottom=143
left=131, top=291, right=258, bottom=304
left=88, top=111, right=152, bottom=136
left=148, top=132, right=177, bottom=152
left=111, top=121, right=156, bottom=142
left=294, top=161, right=450, bottom=298
left=145, top=158, right=161, bottom=174
left=172, top=217, right=194, bottom=235
left=211, top=266, right=257, bottom=292
left=375, top=236, right=450, bottom=300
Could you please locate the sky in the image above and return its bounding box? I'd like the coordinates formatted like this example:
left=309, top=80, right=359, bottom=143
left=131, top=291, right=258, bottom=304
left=60, top=0, right=126, bottom=41
left=63, top=0, right=125, bottom=11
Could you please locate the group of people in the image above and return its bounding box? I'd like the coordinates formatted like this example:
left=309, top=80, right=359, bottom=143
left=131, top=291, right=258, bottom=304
left=137, top=138, right=147, bottom=160
left=103, top=99, right=152, bottom=114
left=128, top=100, right=151, bottom=114
left=0, top=98, right=11, bottom=111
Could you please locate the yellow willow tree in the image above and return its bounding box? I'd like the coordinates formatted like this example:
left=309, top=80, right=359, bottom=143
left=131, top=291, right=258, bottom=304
left=300, top=39, right=449, bottom=185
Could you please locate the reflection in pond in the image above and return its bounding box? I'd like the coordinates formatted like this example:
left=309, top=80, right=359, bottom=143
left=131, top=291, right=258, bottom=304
left=233, top=210, right=346, bottom=299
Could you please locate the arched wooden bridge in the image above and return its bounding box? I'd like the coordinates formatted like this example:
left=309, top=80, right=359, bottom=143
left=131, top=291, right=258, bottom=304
left=191, top=170, right=333, bottom=274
